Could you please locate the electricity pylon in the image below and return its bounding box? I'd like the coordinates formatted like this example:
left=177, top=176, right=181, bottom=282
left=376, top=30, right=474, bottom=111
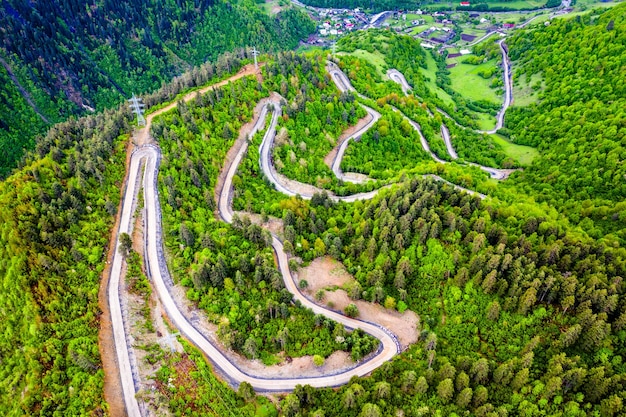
left=128, top=94, right=146, bottom=126
left=251, top=46, right=260, bottom=69
left=159, top=332, right=180, bottom=352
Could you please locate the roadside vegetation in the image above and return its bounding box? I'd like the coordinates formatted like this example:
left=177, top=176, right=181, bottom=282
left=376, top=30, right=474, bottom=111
left=1, top=3, right=625, bottom=416
left=152, top=65, right=376, bottom=364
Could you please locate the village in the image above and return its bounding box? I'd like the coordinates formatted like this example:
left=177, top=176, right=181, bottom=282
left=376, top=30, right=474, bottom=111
left=300, top=2, right=564, bottom=52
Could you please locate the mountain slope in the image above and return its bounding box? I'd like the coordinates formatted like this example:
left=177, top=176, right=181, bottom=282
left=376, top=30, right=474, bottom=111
left=0, top=0, right=315, bottom=176
left=504, top=4, right=626, bottom=241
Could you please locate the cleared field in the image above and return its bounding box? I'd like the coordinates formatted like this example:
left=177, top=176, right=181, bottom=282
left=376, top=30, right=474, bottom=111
left=297, top=44, right=324, bottom=53
left=420, top=52, right=456, bottom=106
left=474, top=112, right=497, bottom=131
left=342, top=49, right=387, bottom=76
left=448, top=59, right=501, bottom=103
left=512, top=70, right=543, bottom=107
left=491, top=134, right=539, bottom=165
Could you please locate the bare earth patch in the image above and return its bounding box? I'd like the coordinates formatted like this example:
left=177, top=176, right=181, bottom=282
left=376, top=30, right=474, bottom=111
left=297, top=256, right=420, bottom=349
left=164, top=280, right=364, bottom=381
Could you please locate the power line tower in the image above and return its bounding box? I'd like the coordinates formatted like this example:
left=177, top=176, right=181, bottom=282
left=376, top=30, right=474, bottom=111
left=251, top=46, right=260, bottom=70
left=128, top=94, right=146, bottom=126
left=159, top=332, right=180, bottom=352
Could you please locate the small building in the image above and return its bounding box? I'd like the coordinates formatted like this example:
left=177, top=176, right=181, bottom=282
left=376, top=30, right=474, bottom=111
left=460, top=49, right=471, bottom=55
left=460, top=1, right=470, bottom=6
left=503, top=23, right=515, bottom=29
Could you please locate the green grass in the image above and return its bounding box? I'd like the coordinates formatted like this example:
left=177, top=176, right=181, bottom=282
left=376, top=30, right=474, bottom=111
left=423, top=0, right=545, bottom=9
left=342, top=49, right=387, bottom=76
left=512, top=70, right=543, bottom=107
left=491, top=134, right=539, bottom=165
left=448, top=59, right=501, bottom=103
left=296, top=44, right=324, bottom=54
left=421, top=52, right=456, bottom=106
left=474, top=112, right=497, bottom=131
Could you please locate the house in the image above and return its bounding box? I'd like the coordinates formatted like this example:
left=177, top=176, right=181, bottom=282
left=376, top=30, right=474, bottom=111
left=460, top=1, right=470, bottom=6
left=460, top=49, right=471, bottom=55
left=503, top=23, right=515, bottom=29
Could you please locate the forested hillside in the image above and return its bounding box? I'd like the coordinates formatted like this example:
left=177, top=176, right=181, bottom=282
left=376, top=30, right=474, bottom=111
left=0, top=0, right=315, bottom=177
left=280, top=179, right=626, bottom=416
left=0, top=2, right=625, bottom=416
left=0, top=110, right=129, bottom=414
left=504, top=5, right=626, bottom=241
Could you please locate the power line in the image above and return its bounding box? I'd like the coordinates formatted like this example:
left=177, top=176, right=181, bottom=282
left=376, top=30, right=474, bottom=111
left=251, top=46, right=260, bottom=70
left=128, top=93, right=146, bottom=126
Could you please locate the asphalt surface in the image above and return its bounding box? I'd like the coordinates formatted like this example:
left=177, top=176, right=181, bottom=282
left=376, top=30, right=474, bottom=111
left=386, top=49, right=519, bottom=180
left=108, top=146, right=154, bottom=417
left=110, top=58, right=502, bottom=415
left=331, top=105, right=381, bottom=183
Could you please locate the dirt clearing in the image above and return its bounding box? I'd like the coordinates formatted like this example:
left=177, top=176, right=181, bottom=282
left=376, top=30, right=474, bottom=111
left=297, top=256, right=420, bottom=349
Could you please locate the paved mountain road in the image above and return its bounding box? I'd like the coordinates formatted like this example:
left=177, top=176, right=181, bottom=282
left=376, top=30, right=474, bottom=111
left=110, top=59, right=499, bottom=415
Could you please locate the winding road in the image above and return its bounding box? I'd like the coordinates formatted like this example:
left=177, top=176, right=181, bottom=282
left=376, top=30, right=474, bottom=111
left=386, top=40, right=518, bottom=180
left=108, top=72, right=410, bottom=417
left=108, top=53, right=504, bottom=415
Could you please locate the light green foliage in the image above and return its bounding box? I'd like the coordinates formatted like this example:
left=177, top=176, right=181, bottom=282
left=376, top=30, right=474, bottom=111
left=505, top=5, right=626, bottom=239
left=0, top=108, right=128, bottom=414
left=155, top=71, right=375, bottom=361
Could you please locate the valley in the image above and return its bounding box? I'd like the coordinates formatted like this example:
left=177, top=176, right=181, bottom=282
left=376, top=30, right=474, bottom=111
left=0, top=1, right=624, bottom=416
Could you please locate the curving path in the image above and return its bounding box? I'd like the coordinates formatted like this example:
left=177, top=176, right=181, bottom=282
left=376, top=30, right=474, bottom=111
left=110, top=60, right=499, bottom=415
left=329, top=63, right=485, bottom=198
left=331, top=105, right=381, bottom=184
left=109, top=73, right=411, bottom=417
left=385, top=43, right=518, bottom=180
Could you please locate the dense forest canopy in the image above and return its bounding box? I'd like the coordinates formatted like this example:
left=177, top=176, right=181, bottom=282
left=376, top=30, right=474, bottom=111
left=0, top=1, right=625, bottom=416
left=0, top=0, right=315, bottom=177
left=504, top=5, right=626, bottom=242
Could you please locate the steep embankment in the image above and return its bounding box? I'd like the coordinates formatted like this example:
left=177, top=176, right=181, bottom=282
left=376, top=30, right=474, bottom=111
left=504, top=4, right=626, bottom=240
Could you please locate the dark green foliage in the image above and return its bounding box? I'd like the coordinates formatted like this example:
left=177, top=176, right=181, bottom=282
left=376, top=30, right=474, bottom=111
left=0, top=107, right=129, bottom=414
left=284, top=177, right=626, bottom=415
left=0, top=0, right=315, bottom=175
left=0, top=62, right=48, bottom=178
